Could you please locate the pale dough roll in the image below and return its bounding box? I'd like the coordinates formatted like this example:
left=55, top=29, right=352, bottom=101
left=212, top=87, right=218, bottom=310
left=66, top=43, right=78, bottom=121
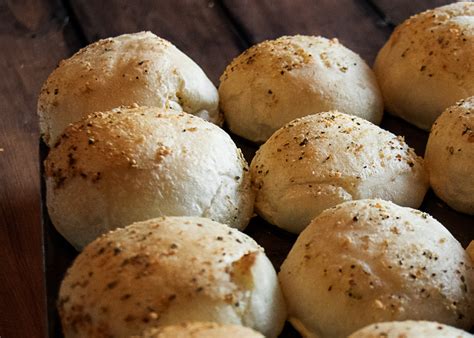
left=219, top=35, right=383, bottom=142
left=38, top=31, right=220, bottom=146
left=348, top=320, right=473, bottom=338
left=279, top=199, right=474, bottom=337
left=250, top=112, right=428, bottom=233
left=59, top=217, right=287, bottom=338
left=425, top=97, right=474, bottom=215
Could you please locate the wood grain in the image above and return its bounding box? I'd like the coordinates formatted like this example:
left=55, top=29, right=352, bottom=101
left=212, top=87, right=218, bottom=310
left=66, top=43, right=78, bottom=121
left=370, top=0, right=460, bottom=26
left=0, top=1, right=82, bottom=337
left=220, top=0, right=392, bottom=65
left=70, top=0, right=248, bottom=83
left=1, top=1, right=474, bottom=337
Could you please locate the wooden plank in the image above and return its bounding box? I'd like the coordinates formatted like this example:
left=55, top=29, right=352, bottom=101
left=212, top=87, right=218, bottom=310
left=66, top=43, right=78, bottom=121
left=220, top=0, right=392, bottom=65
left=0, top=1, right=82, bottom=337
left=370, top=0, right=458, bottom=26
left=69, top=0, right=248, bottom=84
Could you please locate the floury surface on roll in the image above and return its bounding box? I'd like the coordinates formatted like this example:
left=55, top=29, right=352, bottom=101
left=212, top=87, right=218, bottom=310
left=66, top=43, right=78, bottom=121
left=250, top=112, right=428, bottom=233
left=58, top=217, right=287, bottom=338
left=279, top=199, right=474, bottom=338
left=38, top=31, right=220, bottom=146
left=219, top=35, right=383, bottom=142
left=45, top=107, right=254, bottom=250
left=133, top=322, right=264, bottom=338
left=374, top=2, right=474, bottom=131
left=348, top=321, right=473, bottom=338
left=425, top=97, right=474, bottom=215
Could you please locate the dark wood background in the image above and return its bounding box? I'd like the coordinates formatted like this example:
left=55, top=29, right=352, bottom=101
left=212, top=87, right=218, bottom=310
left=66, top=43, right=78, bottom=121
left=1, top=1, right=472, bottom=337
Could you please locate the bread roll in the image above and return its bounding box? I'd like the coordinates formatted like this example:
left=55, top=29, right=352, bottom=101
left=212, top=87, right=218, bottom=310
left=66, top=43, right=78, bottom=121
left=467, top=241, right=474, bottom=262
left=425, top=97, right=474, bottom=215
left=134, top=322, right=264, bottom=338
left=374, top=2, right=474, bottom=130
left=219, top=35, right=383, bottom=142
left=45, top=107, right=254, bottom=250
left=38, top=31, right=220, bottom=146
left=58, top=217, right=286, bottom=338
left=250, top=112, right=428, bottom=233
left=279, top=199, right=474, bottom=338
left=348, top=321, right=473, bottom=338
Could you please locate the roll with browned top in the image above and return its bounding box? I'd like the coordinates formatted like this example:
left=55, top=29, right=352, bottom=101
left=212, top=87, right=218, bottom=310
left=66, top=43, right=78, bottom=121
left=58, top=217, right=286, bottom=338
left=375, top=2, right=474, bottom=130
left=219, top=35, right=383, bottom=143
left=45, top=107, right=254, bottom=250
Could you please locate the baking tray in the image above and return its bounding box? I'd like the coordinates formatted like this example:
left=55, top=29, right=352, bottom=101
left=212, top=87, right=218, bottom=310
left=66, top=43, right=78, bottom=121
left=40, top=114, right=474, bottom=337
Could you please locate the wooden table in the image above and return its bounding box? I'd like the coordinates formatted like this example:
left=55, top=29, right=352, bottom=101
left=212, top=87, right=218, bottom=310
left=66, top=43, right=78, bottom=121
left=1, top=1, right=472, bottom=337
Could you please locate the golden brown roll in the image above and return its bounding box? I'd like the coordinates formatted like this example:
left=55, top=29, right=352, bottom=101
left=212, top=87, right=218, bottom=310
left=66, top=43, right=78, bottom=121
left=375, top=2, right=474, bottom=130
